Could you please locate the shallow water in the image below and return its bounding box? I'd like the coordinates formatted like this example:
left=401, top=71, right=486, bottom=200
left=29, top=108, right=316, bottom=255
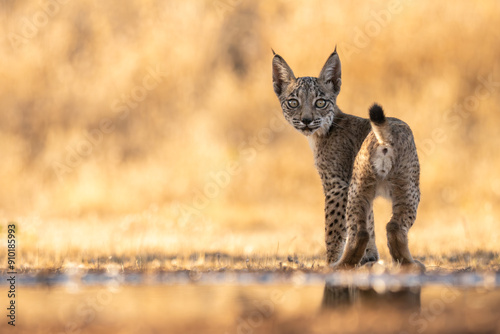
left=12, top=269, right=500, bottom=288
left=2, top=271, right=500, bottom=333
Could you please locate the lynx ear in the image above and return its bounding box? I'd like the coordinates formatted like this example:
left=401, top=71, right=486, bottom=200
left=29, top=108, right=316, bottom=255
left=319, top=49, right=341, bottom=94
left=272, top=54, right=296, bottom=97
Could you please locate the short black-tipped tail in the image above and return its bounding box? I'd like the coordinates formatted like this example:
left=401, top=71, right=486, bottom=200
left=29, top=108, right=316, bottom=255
left=369, top=103, right=391, bottom=145
left=369, top=103, right=386, bottom=125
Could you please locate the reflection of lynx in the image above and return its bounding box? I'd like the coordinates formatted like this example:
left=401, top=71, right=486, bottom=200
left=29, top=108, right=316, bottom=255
left=321, top=283, right=421, bottom=311
left=272, top=49, right=423, bottom=269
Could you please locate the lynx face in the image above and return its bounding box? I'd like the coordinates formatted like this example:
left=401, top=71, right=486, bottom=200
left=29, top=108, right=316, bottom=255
left=272, top=50, right=342, bottom=136
left=279, top=77, right=336, bottom=136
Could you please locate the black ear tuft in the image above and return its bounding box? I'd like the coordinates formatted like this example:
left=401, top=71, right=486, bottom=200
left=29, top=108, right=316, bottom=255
left=271, top=48, right=276, bottom=56
left=369, top=103, right=386, bottom=125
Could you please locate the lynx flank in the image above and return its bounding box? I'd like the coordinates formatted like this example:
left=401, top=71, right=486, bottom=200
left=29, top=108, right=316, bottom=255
left=272, top=49, right=422, bottom=269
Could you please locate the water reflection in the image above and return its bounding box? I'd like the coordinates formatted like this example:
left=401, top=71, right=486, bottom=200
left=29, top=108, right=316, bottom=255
left=321, top=283, right=421, bottom=311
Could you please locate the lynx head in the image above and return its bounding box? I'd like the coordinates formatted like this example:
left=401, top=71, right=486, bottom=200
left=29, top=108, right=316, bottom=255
left=272, top=49, right=341, bottom=136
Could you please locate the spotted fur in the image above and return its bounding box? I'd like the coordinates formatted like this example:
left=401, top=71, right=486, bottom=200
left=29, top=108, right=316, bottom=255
left=272, top=50, right=422, bottom=269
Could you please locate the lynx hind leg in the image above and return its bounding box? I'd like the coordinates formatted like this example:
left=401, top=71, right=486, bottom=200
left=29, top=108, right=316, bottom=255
left=360, top=209, right=379, bottom=265
left=337, top=228, right=369, bottom=269
left=387, top=179, right=420, bottom=267
left=335, top=173, right=376, bottom=268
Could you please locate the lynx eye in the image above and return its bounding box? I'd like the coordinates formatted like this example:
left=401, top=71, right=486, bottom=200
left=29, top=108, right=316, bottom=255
left=315, top=99, right=327, bottom=108
left=287, top=99, right=299, bottom=108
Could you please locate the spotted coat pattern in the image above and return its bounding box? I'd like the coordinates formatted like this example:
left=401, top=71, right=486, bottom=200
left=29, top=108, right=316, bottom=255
left=272, top=50, right=421, bottom=268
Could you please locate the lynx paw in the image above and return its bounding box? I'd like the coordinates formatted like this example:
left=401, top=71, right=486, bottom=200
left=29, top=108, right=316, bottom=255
left=330, top=261, right=357, bottom=271
left=398, top=260, right=426, bottom=273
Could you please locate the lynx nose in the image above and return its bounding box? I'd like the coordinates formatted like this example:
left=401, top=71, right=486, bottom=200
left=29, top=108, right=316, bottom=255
left=301, top=117, right=313, bottom=125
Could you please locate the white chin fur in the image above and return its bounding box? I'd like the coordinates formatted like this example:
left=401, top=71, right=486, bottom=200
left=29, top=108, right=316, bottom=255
left=301, top=129, right=316, bottom=136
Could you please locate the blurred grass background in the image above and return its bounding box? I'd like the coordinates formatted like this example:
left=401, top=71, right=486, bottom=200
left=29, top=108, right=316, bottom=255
left=0, top=0, right=499, bottom=270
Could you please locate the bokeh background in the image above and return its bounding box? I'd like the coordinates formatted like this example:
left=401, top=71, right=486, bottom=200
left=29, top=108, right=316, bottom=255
left=1, top=0, right=499, bottom=269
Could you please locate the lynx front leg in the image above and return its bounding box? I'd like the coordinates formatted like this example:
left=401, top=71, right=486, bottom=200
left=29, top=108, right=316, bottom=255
left=324, top=182, right=349, bottom=264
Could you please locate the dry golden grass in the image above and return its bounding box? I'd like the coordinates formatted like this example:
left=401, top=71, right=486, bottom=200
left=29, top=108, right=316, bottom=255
left=0, top=0, right=499, bottom=271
